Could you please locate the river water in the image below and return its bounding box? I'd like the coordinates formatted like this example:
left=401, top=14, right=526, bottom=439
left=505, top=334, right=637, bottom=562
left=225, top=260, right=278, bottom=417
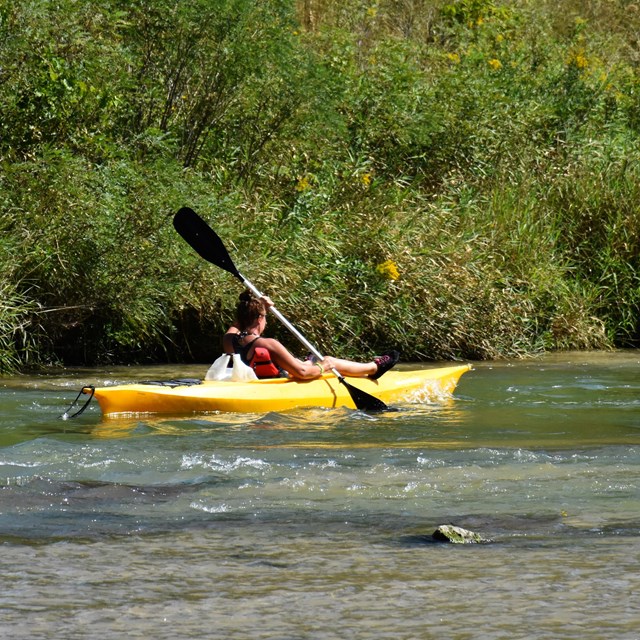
left=1, top=352, right=639, bottom=639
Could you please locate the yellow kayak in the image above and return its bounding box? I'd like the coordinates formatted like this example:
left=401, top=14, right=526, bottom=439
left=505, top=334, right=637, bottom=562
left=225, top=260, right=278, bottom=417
left=84, top=365, right=471, bottom=416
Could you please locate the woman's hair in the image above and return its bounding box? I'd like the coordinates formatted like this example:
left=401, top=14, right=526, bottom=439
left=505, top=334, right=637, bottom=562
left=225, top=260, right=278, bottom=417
left=235, top=290, right=266, bottom=330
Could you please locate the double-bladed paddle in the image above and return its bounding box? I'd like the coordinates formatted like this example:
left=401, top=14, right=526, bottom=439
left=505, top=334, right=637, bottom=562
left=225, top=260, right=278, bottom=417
left=173, top=206, right=388, bottom=412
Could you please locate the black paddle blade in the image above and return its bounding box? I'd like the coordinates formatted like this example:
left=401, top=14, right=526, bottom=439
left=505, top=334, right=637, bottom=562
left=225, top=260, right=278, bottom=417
left=340, top=378, right=388, bottom=412
left=173, top=207, right=241, bottom=280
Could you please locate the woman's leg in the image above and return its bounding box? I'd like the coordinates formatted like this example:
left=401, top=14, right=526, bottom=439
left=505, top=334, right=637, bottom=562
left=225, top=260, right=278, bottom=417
left=322, top=351, right=400, bottom=379
left=323, top=357, right=376, bottom=377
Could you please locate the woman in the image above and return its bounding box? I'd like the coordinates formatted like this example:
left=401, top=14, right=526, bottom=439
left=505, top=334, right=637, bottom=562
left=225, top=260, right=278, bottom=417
left=224, top=291, right=399, bottom=380
left=222, top=294, right=274, bottom=356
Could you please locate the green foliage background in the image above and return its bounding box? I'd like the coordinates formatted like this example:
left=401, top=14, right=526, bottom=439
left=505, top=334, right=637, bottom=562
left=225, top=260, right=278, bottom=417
left=1, top=0, right=640, bottom=370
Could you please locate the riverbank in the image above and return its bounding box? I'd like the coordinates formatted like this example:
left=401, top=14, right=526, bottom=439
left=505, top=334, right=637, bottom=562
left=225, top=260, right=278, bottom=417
left=2, top=1, right=639, bottom=372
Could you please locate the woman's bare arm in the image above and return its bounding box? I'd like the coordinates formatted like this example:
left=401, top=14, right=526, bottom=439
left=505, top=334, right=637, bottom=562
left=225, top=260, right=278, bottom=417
left=260, top=338, right=323, bottom=380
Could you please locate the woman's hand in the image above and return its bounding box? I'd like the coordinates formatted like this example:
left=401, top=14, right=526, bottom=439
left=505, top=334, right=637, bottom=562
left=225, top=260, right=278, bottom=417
left=320, top=356, right=337, bottom=372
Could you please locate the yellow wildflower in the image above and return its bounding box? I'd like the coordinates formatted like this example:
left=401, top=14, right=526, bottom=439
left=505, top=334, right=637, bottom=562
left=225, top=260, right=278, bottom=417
left=447, top=52, right=461, bottom=64
left=567, top=49, right=588, bottom=69
left=295, top=175, right=311, bottom=192
left=574, top=53, right=588, bottom=69
left=376, top=260, right=400, bottom=281
left=367, top=6, right=377, bottom=18
left=488, top=58, right=502, bottom=71
left=361, top=173, right=372, bottom=186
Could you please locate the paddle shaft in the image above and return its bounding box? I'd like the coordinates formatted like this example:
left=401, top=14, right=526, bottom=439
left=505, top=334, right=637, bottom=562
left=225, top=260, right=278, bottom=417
left=237, top=270, right=387, bottom=411
left=238, top=275, right=341, bottom=377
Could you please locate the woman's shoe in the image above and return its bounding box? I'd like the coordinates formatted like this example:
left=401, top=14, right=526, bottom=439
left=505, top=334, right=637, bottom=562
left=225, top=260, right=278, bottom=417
left=371, top=350, right=400, bottom=380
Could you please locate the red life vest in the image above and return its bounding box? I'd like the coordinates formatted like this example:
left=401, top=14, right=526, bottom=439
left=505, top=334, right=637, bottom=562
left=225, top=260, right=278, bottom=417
left=250, top=346, right=281, bottom=378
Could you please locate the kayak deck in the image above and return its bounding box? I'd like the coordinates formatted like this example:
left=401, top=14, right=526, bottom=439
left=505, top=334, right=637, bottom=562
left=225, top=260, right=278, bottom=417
left=87, top=364, right=472, bottom=416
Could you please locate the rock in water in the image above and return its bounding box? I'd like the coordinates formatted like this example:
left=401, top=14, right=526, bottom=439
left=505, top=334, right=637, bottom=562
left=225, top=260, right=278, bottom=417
left=432, top=524, right=487, bottom=544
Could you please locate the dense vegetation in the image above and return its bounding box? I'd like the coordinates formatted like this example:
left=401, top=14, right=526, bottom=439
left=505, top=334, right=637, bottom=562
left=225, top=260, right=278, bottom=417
left=2, top=0, right=640, bottom=371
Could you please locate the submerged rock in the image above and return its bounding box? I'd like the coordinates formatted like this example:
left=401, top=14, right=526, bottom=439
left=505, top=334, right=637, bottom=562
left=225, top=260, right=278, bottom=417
left=432, top=524, right=488, bottom=544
